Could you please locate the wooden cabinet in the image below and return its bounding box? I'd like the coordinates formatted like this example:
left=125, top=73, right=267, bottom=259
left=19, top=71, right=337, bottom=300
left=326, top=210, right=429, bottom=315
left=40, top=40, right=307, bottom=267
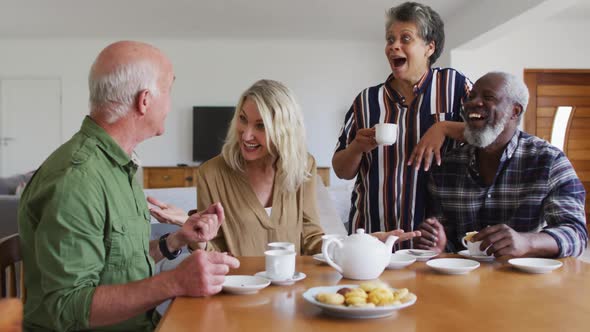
left=143, top=166, right=331, bottom=188
left=143, top=166, right=199, bottom=188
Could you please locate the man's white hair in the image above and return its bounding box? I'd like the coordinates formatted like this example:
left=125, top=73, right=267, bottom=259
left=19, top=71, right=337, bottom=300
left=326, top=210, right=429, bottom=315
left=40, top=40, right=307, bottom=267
left=490, top=71, right=530, bottom=122
left=88, top=61, right=160, bottom=123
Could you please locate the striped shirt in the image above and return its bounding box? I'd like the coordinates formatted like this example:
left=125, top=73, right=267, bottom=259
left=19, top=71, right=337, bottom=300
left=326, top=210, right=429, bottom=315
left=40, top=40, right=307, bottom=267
left=428, top=131, right=588, bottom=257
left=335, top=68, right=470, bottom=248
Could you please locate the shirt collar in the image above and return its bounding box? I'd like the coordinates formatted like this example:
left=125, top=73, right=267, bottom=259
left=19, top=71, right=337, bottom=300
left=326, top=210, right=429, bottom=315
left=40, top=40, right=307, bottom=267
left=501, top=130, right=521, bottom=162
left=384, top=69, right=433, bottom=103
left=467, top=129, right=522, bottom=173
left=79, top=116, right=135, bottom=168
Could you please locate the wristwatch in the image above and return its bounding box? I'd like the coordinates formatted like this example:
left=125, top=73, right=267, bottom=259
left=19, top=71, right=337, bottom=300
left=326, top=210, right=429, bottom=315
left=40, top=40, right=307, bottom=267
left=159, top=233, right=182, bottom=260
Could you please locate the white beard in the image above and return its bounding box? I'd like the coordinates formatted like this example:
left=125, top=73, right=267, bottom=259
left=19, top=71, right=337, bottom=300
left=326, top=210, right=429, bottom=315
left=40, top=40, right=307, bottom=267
left=464, top=113, right=509, bottom=148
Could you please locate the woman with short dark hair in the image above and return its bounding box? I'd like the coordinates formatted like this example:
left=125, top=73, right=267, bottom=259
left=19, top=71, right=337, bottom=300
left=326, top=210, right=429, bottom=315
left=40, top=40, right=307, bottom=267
left=332, top=2, right=471, bottom=248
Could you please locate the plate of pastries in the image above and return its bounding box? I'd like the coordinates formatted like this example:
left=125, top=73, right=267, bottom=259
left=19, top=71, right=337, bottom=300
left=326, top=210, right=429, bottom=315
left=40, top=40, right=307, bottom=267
left=302, top=281, right=417, bottom=319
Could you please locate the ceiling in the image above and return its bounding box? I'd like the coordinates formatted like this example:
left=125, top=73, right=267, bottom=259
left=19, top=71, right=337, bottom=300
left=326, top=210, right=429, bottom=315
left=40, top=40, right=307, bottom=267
left=0, top=0, right=471, bottom=40
left=550, top=0, right=590, bottom=21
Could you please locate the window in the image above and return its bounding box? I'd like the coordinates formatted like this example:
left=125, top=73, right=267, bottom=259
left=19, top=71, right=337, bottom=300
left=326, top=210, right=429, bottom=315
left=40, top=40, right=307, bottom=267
left=550, top=106, right=573, bottom=151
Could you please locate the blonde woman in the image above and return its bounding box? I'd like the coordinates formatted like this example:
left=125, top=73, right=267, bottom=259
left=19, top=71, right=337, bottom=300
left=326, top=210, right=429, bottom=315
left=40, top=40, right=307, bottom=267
left=148, top=79, right=420, bottom=255
left=195, top=79, right=323, bottom=255
left=148, top=79, right=322, bottom=256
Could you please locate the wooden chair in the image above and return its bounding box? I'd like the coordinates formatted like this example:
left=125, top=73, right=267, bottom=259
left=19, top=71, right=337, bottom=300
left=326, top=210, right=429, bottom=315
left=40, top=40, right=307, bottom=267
left=0, top=234, right=25, bottom=300
left=0, top=298, right=22, bottom=332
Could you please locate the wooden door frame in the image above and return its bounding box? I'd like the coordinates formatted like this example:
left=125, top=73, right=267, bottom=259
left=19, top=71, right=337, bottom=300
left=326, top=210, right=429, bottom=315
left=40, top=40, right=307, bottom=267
left=523, top=69, right=590, bottom=134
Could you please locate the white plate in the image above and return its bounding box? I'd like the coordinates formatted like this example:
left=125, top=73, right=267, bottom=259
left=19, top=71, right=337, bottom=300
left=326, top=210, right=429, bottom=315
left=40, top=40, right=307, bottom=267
left=222, top=275, right=271, bottom=294
left=313, top=253, right=327, bottom=264
left=458, top=250, right=495, bottom=262
left=426, top=258, right=480, bottom=275
left=302, top=285, right=416, bottom=319
left=254, top=271, right=307, bottom=286
left=397, top=249, right=438, bottom=261
left=508, top=258, right=563, bottom=274
left=387, top=253, right=416, bottom=269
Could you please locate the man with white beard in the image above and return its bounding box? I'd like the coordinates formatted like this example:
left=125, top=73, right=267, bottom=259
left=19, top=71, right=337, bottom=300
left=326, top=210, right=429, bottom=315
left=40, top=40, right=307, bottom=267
left=414, top=71, right=588, bottom=258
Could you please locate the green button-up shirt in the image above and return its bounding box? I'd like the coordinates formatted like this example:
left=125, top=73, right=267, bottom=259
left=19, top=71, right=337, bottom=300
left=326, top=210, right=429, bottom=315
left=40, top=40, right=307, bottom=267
left=19, top=117, right=158, bottom=331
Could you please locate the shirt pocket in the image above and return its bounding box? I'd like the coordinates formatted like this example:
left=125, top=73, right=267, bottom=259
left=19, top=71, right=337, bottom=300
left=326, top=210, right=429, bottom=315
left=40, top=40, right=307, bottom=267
left=105, top=215, right=149, bottom=269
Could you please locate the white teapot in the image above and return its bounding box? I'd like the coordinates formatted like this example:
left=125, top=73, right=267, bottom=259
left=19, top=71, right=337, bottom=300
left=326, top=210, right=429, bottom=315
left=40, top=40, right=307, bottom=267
left=322, top=229, right=398, bottom=280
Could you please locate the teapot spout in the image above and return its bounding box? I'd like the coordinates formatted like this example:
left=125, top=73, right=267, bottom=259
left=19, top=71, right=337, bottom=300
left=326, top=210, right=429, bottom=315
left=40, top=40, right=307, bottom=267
left=385, top=235, right=399, bottom=252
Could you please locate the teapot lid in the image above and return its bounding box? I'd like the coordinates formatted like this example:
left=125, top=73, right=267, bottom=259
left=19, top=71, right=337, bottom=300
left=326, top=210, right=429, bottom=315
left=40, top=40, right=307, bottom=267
left=347, top=228, right=381, bottom=245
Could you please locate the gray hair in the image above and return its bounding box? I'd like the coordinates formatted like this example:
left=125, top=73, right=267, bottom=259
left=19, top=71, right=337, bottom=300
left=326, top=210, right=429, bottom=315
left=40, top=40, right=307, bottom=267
left=489, top=71, right=530, bottom=120
left=88, top=61, right=160, bottom=123
left=386, top=2, right=445, bottom=65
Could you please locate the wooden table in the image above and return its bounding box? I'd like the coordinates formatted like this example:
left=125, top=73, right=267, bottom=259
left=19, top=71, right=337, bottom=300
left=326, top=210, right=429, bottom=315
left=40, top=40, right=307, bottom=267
left=157, top=255, right=590, bottom=332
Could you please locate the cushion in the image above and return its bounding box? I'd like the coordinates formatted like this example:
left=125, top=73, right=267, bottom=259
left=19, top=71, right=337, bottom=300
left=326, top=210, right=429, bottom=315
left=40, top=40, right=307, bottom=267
left=0, top=172, right=34, bottom=195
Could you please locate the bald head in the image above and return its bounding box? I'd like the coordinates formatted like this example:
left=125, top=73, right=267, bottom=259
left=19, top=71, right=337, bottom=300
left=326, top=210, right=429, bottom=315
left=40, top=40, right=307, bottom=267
left=89, top=41, right=173, bottom=123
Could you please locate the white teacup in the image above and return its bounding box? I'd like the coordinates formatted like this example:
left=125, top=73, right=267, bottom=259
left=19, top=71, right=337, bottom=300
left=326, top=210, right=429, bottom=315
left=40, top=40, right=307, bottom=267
left=267, top=242, right=295, bottom=253
left=264, top=249, right=295, bottom=280
left=375, top=123, right=398, bottom=145
left=462, top=236, right=491, bottom=257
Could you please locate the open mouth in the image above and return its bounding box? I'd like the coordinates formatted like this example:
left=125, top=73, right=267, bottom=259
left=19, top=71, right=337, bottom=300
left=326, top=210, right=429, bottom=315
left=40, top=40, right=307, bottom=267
left=466, top=111, right=487, bottom=123
left=243, top=142, right=261, bottom=151
left=392, top=57, right=407, bottom=68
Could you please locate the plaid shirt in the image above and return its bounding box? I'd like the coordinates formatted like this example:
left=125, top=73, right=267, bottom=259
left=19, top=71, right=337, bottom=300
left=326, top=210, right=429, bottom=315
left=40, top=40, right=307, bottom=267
left=428, top=130, right=588, bottom=257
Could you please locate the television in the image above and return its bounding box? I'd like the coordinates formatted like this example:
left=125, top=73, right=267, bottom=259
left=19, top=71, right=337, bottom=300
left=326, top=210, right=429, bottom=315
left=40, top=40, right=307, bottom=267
left=193, top=106, right=235, bottom=162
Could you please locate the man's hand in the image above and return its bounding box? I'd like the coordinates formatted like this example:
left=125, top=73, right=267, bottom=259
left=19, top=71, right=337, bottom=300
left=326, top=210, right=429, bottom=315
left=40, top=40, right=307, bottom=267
left=351, top=128, right=378, bottom=153
left=147, top=196, right=189, bottom=226
left=407, top=122, right=446, bottom=171
left=473, top=224, right=531, bottom=257
left=172, top=250, right=240, bottom=297
left=415, top=217, right=446, bottom=253
left=169, top=202, right=225, bottom=250
left=372, top=229, right=422, bottom=243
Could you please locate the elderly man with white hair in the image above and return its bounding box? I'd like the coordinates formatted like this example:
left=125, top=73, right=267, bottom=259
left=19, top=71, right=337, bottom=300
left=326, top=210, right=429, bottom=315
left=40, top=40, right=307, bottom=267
left=19, top=41, right=239, bottom=331
left=415, top=71, right=588, bottom=258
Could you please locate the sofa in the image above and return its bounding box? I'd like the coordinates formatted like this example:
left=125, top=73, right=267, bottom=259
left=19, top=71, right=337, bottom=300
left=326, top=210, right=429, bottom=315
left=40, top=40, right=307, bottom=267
left=0, top=173, right=33, bottom=238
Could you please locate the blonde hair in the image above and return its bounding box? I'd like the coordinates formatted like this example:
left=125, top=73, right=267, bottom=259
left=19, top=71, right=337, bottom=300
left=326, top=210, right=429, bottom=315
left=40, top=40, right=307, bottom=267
left=222, top=79, right=309, bottom=192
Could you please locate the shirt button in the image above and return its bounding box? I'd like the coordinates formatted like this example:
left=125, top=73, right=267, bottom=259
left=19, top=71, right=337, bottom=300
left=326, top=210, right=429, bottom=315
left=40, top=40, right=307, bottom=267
left=487, top=194, right=491, bottom=198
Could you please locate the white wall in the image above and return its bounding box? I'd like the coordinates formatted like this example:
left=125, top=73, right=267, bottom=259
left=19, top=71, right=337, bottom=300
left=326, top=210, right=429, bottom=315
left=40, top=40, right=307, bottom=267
left=451, top=20, right=590, bottom=81
left=0, top=38, right=390, bottom=187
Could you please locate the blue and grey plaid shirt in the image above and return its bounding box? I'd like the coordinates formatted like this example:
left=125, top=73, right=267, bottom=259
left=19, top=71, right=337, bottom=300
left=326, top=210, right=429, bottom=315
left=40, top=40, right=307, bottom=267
left=428, top=130, right=588, bottom=257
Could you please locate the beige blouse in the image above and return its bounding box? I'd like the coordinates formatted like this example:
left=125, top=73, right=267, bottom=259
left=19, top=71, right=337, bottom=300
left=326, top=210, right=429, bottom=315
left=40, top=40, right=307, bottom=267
left=196, top=154, right=324, bottom=256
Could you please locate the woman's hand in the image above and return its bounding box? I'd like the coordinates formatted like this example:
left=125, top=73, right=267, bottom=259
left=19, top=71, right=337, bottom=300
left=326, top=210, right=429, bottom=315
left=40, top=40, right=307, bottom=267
left=372, top=229, right=421, bottom=243
left=351, top=128, right=378, bottom=153
left=147, top=196, right=189, bottom=226
left=407, top=122, right=446, bottom=171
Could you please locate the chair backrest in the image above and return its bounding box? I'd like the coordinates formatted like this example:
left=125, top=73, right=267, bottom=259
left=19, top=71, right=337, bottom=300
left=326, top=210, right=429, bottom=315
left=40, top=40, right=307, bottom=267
left=0, top=234, right=24, bottom=299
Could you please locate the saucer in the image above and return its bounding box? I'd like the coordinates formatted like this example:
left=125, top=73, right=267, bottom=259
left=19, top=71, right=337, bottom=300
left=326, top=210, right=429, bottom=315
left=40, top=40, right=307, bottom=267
left=397, top=249, right=438, bottom=261
left=387, top=253, right=416, bottom=269
left=508, top=258, right=563, bottom=274
left=254, top=271, right=307, bottom=286
left=458, top=250, right=495, bottom=262
left=426, top=258, right=480, bottom=275
left=222, top=275, right=271, bottom=294
left=313, top=253, right=327, bottom=264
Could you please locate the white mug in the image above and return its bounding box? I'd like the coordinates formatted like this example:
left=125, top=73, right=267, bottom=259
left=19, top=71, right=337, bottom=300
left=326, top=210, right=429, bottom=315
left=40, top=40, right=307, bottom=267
left=461, top=236, right=491, bottom=256
left=375, top=123, right=398, bottom=145
left=267, top=242, right=295, bottom=253
left=265, top=249, right=295, bottom=280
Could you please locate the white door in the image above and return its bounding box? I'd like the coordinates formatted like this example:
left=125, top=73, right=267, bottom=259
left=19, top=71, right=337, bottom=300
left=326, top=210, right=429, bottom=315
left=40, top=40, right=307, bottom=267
left=0, top=78, right=62, bottom=177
